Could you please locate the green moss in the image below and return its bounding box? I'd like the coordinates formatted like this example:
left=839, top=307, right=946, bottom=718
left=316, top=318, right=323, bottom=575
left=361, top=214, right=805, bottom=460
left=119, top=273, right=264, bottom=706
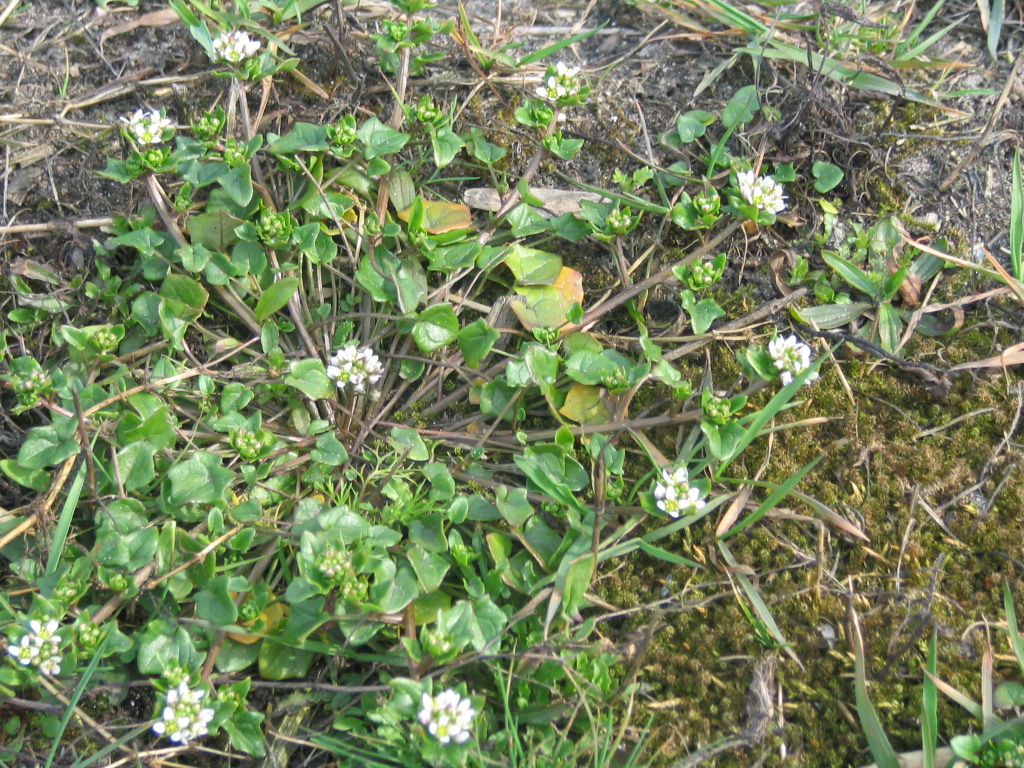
left=594, top=327, right=1024, bottom=766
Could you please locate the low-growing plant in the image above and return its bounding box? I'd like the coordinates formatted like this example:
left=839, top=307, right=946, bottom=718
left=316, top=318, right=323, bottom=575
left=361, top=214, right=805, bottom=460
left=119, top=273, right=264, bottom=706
left=1, top=0, right=861, bottom=764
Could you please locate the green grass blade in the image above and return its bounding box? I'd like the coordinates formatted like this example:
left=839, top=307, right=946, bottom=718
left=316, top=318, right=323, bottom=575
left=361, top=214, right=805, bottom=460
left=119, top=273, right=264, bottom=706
left=925, top=668, right=983, bottom=718
left=1011, top=147, right=1022, bottom=281
left=46, top=633, right=110, bottom=768
left=988, top=0, right=1005, bottom=59
left=715, top=349, right=826, bottom=477
left=922, top=629, right=938, bottom=768
left=517, top=24, right=606, bottom=66
left=717, top=455, right=823, bottom=540
left=45, top=461, right=85, bottom=579
left=1003, top=583, right=1024, bottom=678
left=850, top=607, right=901, bottom=768
left=719, top=540, right=802, bottom=667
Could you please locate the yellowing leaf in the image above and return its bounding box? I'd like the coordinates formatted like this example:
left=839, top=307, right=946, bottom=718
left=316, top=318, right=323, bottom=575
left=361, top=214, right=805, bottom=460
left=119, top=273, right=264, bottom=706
left=559, top=384, right=611, bottom=424
left=228, top=600, right=289, bottom=645
left=510, top=266, right=583, bottom=331
left=397, top=200, right=472, bottom=233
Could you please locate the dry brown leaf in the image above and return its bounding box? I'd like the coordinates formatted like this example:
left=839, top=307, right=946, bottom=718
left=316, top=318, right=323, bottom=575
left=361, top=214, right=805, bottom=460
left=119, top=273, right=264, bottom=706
left=949, top=341, right=1024, bottom=371
left=464, top=187, right=606, bottom=214
left=100, top=8, right=180, bottom=43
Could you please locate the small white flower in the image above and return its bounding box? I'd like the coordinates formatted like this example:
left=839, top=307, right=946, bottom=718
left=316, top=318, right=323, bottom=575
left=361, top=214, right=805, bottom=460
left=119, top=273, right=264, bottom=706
left=212, top=30, right=261, bottom=64
left=535, top=61, right=582, bottom=103
left=7, top=636, right=40, bottom=665
left=37, top=655, right=61, bottom=676
left=653, top=465, right=705, bottom=518
left=768, top=334, right=818, bottom=387
left=121, top=109, right=174, bottom=145
left=736, top=170, right=787, bottom=215
left=326, top=344, right=384, bottom=394
left=152, top=681, right=215, bottom=745
left=418, top=689, right=476, bottom=745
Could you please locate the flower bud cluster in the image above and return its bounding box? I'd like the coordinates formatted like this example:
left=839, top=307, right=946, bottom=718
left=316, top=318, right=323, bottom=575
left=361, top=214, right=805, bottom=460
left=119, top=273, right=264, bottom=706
left=316, top=548, right=367, bottom=601
left=736, top=170, right=787, bottom=215
left=767, top=334, right=818, bottom=387
left=152, top=681, right=215, bottom=745
left=653, top=465, right=705, bottom=518
left=418, top=689, right=476, bottom=745
left=326, top=344, right=384, bottom=393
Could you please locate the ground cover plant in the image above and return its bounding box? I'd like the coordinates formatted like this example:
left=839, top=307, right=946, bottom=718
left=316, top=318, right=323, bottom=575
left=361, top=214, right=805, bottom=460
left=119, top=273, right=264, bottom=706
left=1, top=0, right=1023, bottom=766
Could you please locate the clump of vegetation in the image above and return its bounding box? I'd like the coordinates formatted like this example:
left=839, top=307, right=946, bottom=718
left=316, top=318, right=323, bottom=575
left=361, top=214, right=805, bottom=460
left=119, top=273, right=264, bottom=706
left=2, top=0, right=1023, bottom=766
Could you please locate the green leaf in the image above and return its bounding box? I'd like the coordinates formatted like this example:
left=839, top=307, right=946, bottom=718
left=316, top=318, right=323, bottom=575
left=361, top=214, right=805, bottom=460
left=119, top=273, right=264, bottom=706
left=255, top=277, right=300, bottom=323
left=406, top=545, right=449, bottom=592
left=0, top=459, right=49, bottom=492
left=356, top=117, right=410, bottom=159
left=681, top=293, right=726, bottom=334
left=286, top=359, right=335, bottom=399
left=195, top=575, right=241, bottom=626
left=17, top=422, right=80, bottom=470
left=877, top=304, right=903, bottom=353
left=790, top=301, right=873, bottom=329
left=502, top=243, right=563, bottom=283
left=822, top=252, right=879, bottom=297
left=423, top=462, right=455, bottom=500
left=721, top=85, right=759, bottom=129
left=311, top=433, right=349, bottom=466
left=458, top=318, right=499, bottom=368
left=674, top=110, right=715, bottom=143
left=219, top=164, right=254, bottom=207
left=412, top=304, right=459, bottom=352
left=560, top=552, right=595, bottom=620
left=267, top=122, right=329, bottom=154
left=1012, top=147, right=1022, bottom=280
left=428, top=125, right=466, bottom=168
left=495, top=486, right=533, bottom=526
left=389, top=426, right=430, bottom=461
left=160, top=274, right=209, bottom=312
left=165, top=451, right=233, bottom=505
left=259, top=641, right=315, bottom=680
left=222, top=710, right=266, bottom=757
left=117, top=441, right=156, bottom=491
left=811, top=161, right=844, bottom=193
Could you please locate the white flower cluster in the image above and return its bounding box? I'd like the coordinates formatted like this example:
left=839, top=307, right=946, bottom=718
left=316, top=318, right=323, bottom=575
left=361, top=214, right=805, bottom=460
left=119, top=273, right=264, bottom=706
left=418, top=689, right=476, bottom=745
left=121, top=109, right=173, bottom=145
left=768, top=334, right=819, bottom=387
left=536, top=61, right=582, bottom=103
left=326, top=344, right=384, bottom=393
left=653, top=465, right=705, bottom=518
left=152, top=681, right=215, bottom=745
left=6, top=619, right=62, bottom=676
left=212, top=30, right=261, bottom=63
left=736, top=170, right=787, bottom=215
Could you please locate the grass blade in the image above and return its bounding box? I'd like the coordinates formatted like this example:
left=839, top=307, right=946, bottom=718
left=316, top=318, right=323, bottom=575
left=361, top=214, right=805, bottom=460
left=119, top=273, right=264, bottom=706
left=717, top=455, right=823, bottom=540
left=924, top=668, right=983, bottom=718
left=922, top=629, right=938, bottom=768
left=45, top=460, right=85, bottom=579
left=719, top=540, right=802, bottom=668
left=1003, top=583, right=1024, bottom=678
left=1011, top=147, right=1022, bottom=281
left=987, top=0, right=1005, bottom=59
left=850, top=604, right=900, bottom=768
left=46, top=632, right=110, bottom=768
